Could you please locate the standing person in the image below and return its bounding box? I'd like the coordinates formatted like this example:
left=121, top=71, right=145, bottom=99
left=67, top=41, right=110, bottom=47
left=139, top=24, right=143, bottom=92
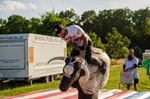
left=53, top=23, right=106, bottom=75
left=123, top=49, right=139, bottom=91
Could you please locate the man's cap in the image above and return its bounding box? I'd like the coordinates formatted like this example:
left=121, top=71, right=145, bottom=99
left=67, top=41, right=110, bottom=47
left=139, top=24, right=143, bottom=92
left=53, top=23, right=63, bottom=34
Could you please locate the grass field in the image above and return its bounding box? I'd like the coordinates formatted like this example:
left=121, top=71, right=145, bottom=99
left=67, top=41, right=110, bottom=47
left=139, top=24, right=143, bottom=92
left=0, top=65, right=150, bottom=97
left=103, top=65, right=150, bottom=91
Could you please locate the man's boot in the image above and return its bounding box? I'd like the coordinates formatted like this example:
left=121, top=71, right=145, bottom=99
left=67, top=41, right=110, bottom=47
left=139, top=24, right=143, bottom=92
left=100, top=61, right=106, bottom=75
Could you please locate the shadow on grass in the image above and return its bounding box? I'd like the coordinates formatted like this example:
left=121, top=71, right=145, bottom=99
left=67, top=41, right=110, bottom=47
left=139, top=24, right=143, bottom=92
left=0, top=75, right=62, bottom=90
left=0, top=81, right=30, bottom=90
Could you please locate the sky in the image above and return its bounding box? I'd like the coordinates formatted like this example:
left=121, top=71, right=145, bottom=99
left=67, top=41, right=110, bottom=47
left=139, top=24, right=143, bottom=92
left=0, top=0, right=150, bottom=19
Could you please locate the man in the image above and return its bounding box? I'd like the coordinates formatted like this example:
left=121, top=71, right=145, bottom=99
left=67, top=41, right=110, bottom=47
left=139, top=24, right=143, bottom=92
left=123, top=49, right=139, bottom=91
left=53, top=23, right=106, bottom=75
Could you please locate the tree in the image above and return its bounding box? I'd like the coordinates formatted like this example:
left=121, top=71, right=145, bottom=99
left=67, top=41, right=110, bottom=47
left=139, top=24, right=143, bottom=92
left=6, top=15, right=29, bottom=33
left=94, top=9, right=114, bottom=44
left=111, top=8, right=133, bottom=34
left=94, top=8, right=134, bottom=44
left=105, top=27, right=130, bottom=59
left=80, top=10, right=97, bottom=33
left=58, top=8, right=80, bottom=24
left=87, top=31, right=105, bottom=51
left=132, top=7, right=150, bottom=51
left=0, top=18, right=7, bottom=34
left=28, top=17, right=41, bottom=33
left=38, top=11, right=70, bottom=36
left=133, top=46, right=142, bottom=59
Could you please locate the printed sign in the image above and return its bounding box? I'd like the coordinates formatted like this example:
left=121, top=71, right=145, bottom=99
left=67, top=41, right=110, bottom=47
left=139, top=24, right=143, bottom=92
left=0, top=42, right=25, bottom=69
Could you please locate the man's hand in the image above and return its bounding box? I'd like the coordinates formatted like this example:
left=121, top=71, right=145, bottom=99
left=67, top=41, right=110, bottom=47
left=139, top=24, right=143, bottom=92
left=125, top=65, right=136, bottom=72
left=125, top=68, right=129, bottom=72
left=80, top=50, right=86, bottom=57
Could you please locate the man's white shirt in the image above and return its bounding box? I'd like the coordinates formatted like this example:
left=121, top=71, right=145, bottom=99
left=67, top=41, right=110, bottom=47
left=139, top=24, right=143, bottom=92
left=124, top=57, right=139, bottom=79
left=61, top=25, right=91, bottom=46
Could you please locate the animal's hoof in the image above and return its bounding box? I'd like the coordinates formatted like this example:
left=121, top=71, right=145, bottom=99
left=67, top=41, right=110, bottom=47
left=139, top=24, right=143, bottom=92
left=100, top=61, right=106, bottom=75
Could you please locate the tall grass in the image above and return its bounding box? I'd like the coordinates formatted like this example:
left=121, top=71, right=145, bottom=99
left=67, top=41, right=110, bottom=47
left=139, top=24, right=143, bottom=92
left=0, top=64, right=150, bottom=97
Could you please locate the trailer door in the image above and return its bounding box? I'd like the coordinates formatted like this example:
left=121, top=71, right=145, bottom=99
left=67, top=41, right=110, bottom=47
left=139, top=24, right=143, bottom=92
left=0, top=41, right=25, bottom=69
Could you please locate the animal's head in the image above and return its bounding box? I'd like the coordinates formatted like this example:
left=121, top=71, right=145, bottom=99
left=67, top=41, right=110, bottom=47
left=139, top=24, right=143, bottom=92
left=47, top=56, right=89, bottom=92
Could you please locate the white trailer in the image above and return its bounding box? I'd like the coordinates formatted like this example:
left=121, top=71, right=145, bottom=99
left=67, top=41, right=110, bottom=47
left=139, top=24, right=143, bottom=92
left=0, top=33, right=67, bottom=84
left=143, top=49, right=150, bottom=60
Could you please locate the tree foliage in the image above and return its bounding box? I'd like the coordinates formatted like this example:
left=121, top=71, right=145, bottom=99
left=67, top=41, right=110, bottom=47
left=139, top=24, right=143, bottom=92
left=105, top=28, right=130, bottom=59
left=133, top=7, right=150, bottom=51
left=5, top=15, right=28, bottom=33
left=58, top=8, right=80, bottom=24
left=133, top=46, right=142, bottom=59
left=87, top=32, right=105, bottom=51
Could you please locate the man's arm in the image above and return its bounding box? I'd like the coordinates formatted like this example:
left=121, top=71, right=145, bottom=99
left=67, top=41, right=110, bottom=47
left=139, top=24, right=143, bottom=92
left=67, top=41, right=82, bottom=52
left=123, top=64, right=126, bottom=72
left=125, top=64, right=137, bottom=71
left=80, top=33, right=88, bottom=51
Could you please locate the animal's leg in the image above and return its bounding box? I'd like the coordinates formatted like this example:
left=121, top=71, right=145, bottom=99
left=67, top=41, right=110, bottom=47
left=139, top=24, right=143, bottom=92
left=78, top=92, right=84, bottom=99
left=93, top=90, right=98, bottom=99
left=78, top=92, right=93, bottom=99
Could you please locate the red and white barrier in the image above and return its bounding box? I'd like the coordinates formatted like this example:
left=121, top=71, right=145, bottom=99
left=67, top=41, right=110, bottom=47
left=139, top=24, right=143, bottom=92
left=1, top=88, right=150, bottom=99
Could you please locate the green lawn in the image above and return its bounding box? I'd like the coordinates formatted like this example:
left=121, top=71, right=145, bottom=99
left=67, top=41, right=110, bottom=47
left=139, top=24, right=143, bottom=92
left=103, top=65, right=150, bottom=91
left=0, top=65, right=149, bottom=97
